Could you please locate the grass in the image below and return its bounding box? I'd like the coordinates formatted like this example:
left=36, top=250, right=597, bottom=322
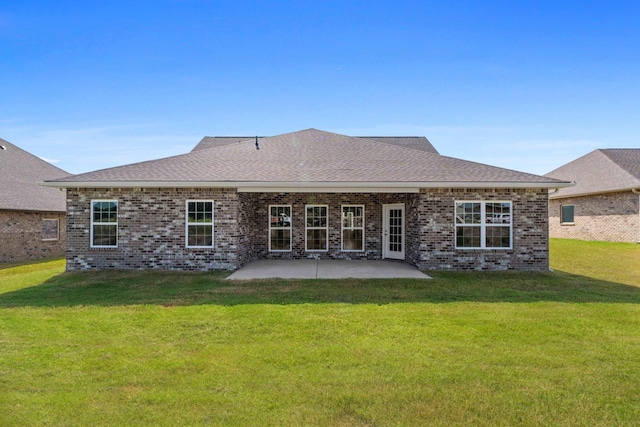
left=0, top=239, right=639, bottom=426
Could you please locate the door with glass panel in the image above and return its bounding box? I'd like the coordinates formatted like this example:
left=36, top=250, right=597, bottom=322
left=382, top=204, right=405, bottom=260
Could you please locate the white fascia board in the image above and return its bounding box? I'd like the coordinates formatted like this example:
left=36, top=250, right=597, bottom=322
left=41, top=180, right=574, bottom=190
left=550, top=186, right=640, bottom=200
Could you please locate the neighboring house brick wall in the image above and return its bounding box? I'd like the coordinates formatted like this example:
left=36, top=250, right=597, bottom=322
left=549, top=191, right=640, bottom=243
left=66, top=188, right=241, bottom=271
left=0, top=210, right=66, bottom=263
left=412, top=188, right=550, bottom=271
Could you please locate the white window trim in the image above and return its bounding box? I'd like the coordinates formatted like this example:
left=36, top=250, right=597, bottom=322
left=560, top=204, right=575, bottom=225
left=90, top=199, right=118, bottom=248
left=455, top=201, right=513, bottom=250
left=341, top=205, right=365, bottom=252
left=305, top=204, right=329, bottom=252
left=42, top=218, right=60, bottom=241
left=185, top=200, right=215, bottom=249
left=269, top=204, right=292, bottom=252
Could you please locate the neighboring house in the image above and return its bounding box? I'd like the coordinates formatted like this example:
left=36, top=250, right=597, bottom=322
left=44, top=128, right=571, bottom=272
left=0, top=138, right=68, bottom=263
left=545, top=149, right=640, bottom=243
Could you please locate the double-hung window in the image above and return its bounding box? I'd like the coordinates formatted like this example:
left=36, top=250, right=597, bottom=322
left=269, top=205, right=292, bottom=251
left=455, top=201, right=512, bottom=249
left=306, top=205, right=328, bottom=251
left=91, top=200, right=118, bottom=248
left=342, top=205, right=364, bottom=251
left=186, top=200, right=214, bottom=248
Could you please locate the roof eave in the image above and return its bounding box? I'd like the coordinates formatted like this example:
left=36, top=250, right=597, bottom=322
left=42, top=180, right=574, bottom=191
left=550, top=186, right=640, bottom=199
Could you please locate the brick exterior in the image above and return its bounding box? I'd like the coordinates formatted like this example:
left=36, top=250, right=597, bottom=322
left=549, top=191, right=640, bottom=243
left=410, top=188, right=550, bottom=271
left=65, top=187, right=551, bottom=272
left=0, top=210, right=66, bottom=263
left=66, top=188, right=241, bottom=271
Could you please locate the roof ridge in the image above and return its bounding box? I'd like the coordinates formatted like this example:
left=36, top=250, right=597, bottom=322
left=598, top=148, right=640, bottom=183
left=356, top=135, right=439, bottom=155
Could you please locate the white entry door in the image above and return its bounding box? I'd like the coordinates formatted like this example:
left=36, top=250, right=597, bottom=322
left=383, top=204, right=405, bottom=260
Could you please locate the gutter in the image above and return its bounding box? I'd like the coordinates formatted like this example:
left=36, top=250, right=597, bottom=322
left=40, top=180, right=575, bottom=191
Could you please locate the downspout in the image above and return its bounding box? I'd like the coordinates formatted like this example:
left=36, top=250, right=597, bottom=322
left=631, top=188, right=640, bottom=243
left=633, top=188, right=640, bottom=243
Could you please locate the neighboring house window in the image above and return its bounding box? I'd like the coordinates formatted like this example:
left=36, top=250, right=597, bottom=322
left=186, top=200, right=214, bottom=248
left=342, top=205, right=364, bottom=251
left=561, top=205, right=575, bottom=224
left=91, top=200, right=118, bottom=248
left=455, top=201, right=512, bottom=249
left=42, top=219, right=59, bottom=241
left=269, top=205, right=292, bottom=251
left=306, top=205, right=328, bottom=251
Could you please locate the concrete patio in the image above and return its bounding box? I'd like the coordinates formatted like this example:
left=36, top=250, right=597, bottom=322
left=226, top=259, right=432, bottom=280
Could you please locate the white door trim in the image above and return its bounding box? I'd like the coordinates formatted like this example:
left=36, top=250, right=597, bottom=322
left=382, top=203, right=405, bottom=260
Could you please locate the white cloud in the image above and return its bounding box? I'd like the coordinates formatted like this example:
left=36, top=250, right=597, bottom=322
left=39, top=156, right=60, bottom=164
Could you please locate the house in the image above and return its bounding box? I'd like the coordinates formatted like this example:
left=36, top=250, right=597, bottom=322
left=0, top=138, right=68, bottom=263
left=545, top=149, right=640, bottom=243
left=43, top=128, right=572, bottom=271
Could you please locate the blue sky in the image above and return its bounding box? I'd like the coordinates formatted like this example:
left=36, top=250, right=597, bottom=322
left=1, top=1, right=638, bottom=175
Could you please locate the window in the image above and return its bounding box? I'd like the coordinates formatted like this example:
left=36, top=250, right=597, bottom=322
left=186, top=200, right=214, bottom=248
left=455, top=201, right=512, bottom=249
left=342, top=205, right=364, bottom=251
left=42, top=219, right=59, bottom=241
left=305, top=205, right=328, bottom=251
left=91, top=200, right=118, bottom=248
left=269, top=205, right=292, bottom=251
left=561, top=205, right=574, bottom=224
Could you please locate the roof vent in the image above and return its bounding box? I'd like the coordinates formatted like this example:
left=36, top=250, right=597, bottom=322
left=255, top=136, right=259, bottom=150
left=0, top=145, right=6, bottom=150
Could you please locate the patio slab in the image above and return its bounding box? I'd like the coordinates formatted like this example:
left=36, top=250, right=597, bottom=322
left=225, top=259, right=431, bottom=280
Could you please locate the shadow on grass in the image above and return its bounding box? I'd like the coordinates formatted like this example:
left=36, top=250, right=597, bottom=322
left=1, top=268, right=640, bottom=307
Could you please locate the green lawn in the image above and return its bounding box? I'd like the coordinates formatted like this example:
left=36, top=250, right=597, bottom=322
left=1, top=239, right=639, bottom=426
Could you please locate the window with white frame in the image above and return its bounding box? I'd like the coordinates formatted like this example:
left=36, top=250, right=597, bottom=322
left=186, top=200, right=214, bottom=248
left=455, top=201, right=512, bottom=249
left=561, top=205, right=574, bottom=224
left=91, top=200, right=118, bottom=248
left=342, top=205, right=364, bottom=251
left=305, top=205, right=328, bottom=251
left=269, top=205, right=292, bottom=251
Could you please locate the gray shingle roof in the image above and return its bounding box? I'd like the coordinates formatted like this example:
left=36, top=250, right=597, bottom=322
left=545, top=149, right=640, bottom=198
left=47, top=128, right=569, bottom=188
left=193, top=135, right=439, bottom=154
left=0, top=138, right=69, bottom=212
left=192, top=136, right=264, bottom=151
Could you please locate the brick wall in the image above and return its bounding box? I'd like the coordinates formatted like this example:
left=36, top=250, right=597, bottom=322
left=549, top=191, right=640, bottom=243
left=66, top=188, right=240, bottom=271
left=411, top=188, right=550, bottom=271
left=0, top=210, right=66, bottom=263
left=65, top=187, right=550, bottom=272
left=237, top=192, right=415, bottom=261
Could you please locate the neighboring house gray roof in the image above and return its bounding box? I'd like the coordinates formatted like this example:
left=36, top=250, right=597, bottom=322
left=0, top=137, right=69, bottom=212
left=545, top=149, right=640, bottom=198
left=193, top=135, right=439, bottom=154
left=46, top=128, right=570, bottom=189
